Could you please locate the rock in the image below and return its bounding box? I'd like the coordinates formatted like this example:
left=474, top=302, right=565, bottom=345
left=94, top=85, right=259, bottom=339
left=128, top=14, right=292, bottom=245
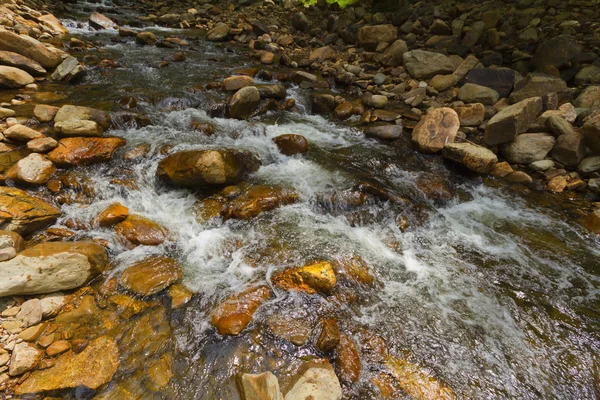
left=358, top=24, right=397, bottom=50
left=311, top=93, right=335, bottom=114
left=168, top=284, right=193, bottom=309
left=89, top=12, right=117, bottom=30
left=256, top=84, right=287, bottom=100
left=547, top=175, right=568, bottom=192
left=336, top=334, right=361, bottom=384
left=443, top=142, right=498, bottom=173
left=206, top=22, right=229, bottom=41
left=47, top=137, right=125, bottom=166
left=457, top=83, right=499, bottom=105
left=267, top=313, right=312, bottom=345
left=9, top=343, right=41, bottom=376
left=211, top=285, right=272, bottom=335
left=114, top=215, right=168, bottom=246
left=227, top=86, right=260, bottom=119
left=54, top=120, right=103, bottom=137
left=46, top=340, right=71, bottom=357
left=16, top=336, right=119, bottom=394
left=546, top=115, right=575, bottom=136
left=224, top=186, right=297, bottom=220
left=575, top=65, right=600, bottom=87
left=240, top=372, right=283, bottom=400
left=541, top=103, right=577, bottom=124
left=0, top=230, right=25, bottom=253
left=0, top=51, right=46, bottom=76
left=120, top=256, right=183, bottom=296
left=316, top=318, right=340, bottom=352
left=148, top=353, right=173, bottom=391
left=0, top=241, right=108, bottom=296
left=292, top=71, right=317, bottom=85
left=506, top=171, right=533, bottom=185
left=4, top=124, right=44, bottom=141
left=412, top=108, right=459, bottom=153
left=94, top=202, right=128, bottom=227
left=273, top=134, right=308, bottom=155
left=589, top=178, right=600, bottom=194
left=309, top=46, right=335, bottom=63
left=364, top=94, right=388, bottom=109
left=500, top=134, right=555, bottom=164
left=39, top=292, right=65, bottom=317
left=6, top=153, right=56, bottom=185
left=283, top=360, right=342, bottom=400
left=292, top=12, right=309, bottom=32
left=260, top=52, right=274, bottom=65
left=54, top=105, right=111, bottom=130
left=33, top=104, right=59, bottom=122
left=365, top=124, right=403, bottom=140
left=0, top=30, right=62, bottom=68
left=0, top=106, right=15, bottom=118
left=584, top=210, right=600, bottom=234
left=461, top=68, right=517, bottom=99
left=0, top=187, right=61, bottom=234
left=136, top=31, right=158, bottom=46
left=272, top=261, right=336, bottom=295
left=463, top=21, right=486, bottom=47
left=430, top=55, right=481, bottom=91
left=509, top=74, right=567, bottom=104
left=156, top=149, right=260, bottom=188
left=532, top=35, right=580, bottom=69
left=403, top=50, right=455, bottom=80
left=484, top=97, right=542, bottom=145
left=574, top=86, right=600, bottom=109
left=28, top=137, right=58, bottom=153
left=16, top=299, right=42, bottom=328
left=529, top=160, right=554, bottom=172
left=551, top=132, right=586, bottom=167
left=579, top=156, right=600, bottom=173
left=19, top=323, right=47, bottom=342
left=582, top=113, right=600, bottom=154
left=491, top=161, right=514, bottom=177
left=380, top=40, right=408, bottom=67
left=51, top=56, right=85, bottom=82
left=222, top=75, right=254, bottom=91
left=386, top=355, right=455, bottom=400
left=38, top=14, right=69, bottom=35
left=454, top=103, right=485, bottom=126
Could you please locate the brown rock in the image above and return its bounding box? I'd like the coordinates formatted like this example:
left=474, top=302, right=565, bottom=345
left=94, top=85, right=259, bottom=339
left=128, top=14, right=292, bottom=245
left=54, top=120, right=104, bottom=137
left=335, top=334, right=361, bottom=384
left=89, top=12, right=118, bottom=30
left=454, top=103, right=485, bottom=126
left=0, top=65, right=34, bottom=88
left=47, top=137, right=126, bottom=166
left=272, top=134, right=308, bottom=155
left=271, top=261, right=336, bottom=295
left=168, top=284, right=193, bottom=309
left=222, top=75, right=254, bottom=91
left=316, top=318, right=340, bottom=352
left=584, top=210, right=600, bottom=234
left=224, top=185, right=298, bottom=220
left=267, top=312, right=312, bottom=345
left=120, top=256, right=183, bottom=296
left=227, top=86, right=261, bottom=119
left=240, top=371, right=283, bottom=400
left=490, top=161, right=514, bottom=178
left=27, top=137, right=58, bottom=153
left=114, top=215, right=168, bottom=246
left=484, top=97, right=542, bottom=145
left=94, top=202, right=128, bottom=227
left=386, top=355, right=456, bottom=400
left=0, top=51, right=46, bottom=76
left=9, top=342, right=41, bottom=376
left=148, top=353, right=173, bottom=391
left=210, top=285, right=272, bottom=335
left=46, top=340, right=70, bottom=357
left=411, top=108, right=460, bottom=153
left=0, top=30, right=62, bottom=68
left=6, top=153, right=56, bottom=185
left=0, top=187, right=61, bottom=234
left=442, top=143, right=498, bottom=174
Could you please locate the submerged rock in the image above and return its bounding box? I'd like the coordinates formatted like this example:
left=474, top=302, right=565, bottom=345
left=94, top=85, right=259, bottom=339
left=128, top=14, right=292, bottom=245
left=272, top=261, right=336, bottom=295
left=335, top=334, right=361, bottom=384
left=224, top=185, right=298, bottom=220
left=283, top=360, right=342, bottom=400
left=47, top=137, right=126, bottom=166
left=120, top=256, right=183, bottom=296
left=385, top=355, right=456, bottom=400
left=211, top=285, right=272, bottom=335
left=94, top=202, right=129, bottom=227
left=0, top=187, right=61, bottom=234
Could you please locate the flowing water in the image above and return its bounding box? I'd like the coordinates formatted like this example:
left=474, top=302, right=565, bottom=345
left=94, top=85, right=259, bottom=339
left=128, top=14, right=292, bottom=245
left=23, top=2, right=600, bottom=398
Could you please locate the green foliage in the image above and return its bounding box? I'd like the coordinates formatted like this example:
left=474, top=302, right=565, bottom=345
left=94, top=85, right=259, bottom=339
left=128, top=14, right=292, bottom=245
left=300, top=0, right=359, bottom=8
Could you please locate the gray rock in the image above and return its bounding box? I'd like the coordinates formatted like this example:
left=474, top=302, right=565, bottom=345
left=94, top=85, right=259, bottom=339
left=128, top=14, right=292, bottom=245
left=551, top=133, right=586, bottom=167
left=573, top=86, right=600, bottom=109
left=442, top=142, right=498, bottom=173
left=582, top=113, right=600, bottom=154
left=403, top=50, right=455, bottom=80
left=579, top=156, right=600, bottom=173
left=461, top=68, right=518, bottom=99
left=458, top=83, right=499, bottom=105
left=51, top=56, right=85, bottom=82
left=588, top=178, right=600, bottom=194
left=462, top=21, right=486, bottom=47
left=206, top=23, right=229, bottom=42
left=546, top=115, right=574, bottom=136
left=509, top=74, right=567, bottom=104
left=89, top=12, right=117, bottom=30
left=379, top=40, right=408, bottom=67
left=16, top=299, right=42, bottom=328
left=529, top=159, right=554, bottom=171
left=574, top=65, right=600, bottom=87
left=9, top=343, right=40, bottom=376
left=500, top=133, right=555, bottom=164
left=484, top=97, right=542, bottom=145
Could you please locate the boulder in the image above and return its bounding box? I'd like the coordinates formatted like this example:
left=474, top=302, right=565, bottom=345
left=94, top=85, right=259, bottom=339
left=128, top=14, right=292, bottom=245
left=454, top=103, right=485, bottom=126
left=551, top=133, right=586, bottom=167
left=89, top=12, right=118, bottom=29
left=309, top=46, right=335, bottom=63
left=114, top=215, right=168, bottom=246
left=574, top=86, right=600, bottom=109
left=54, top=105, right=112, bottom=130
left=273, top=134, right=308, bottom=155
left=5, top=153, right=56, bottom=185
left=54, top=120, right=103, bottom=137
left=16, top=336, right=119, bottom=394
left=379, top=40, right=408, bottom=67
left=240, top=372, right=283, bottom=400
left=484, top=97, right=542, bottom=145
left=292, top=12, right=309, bottom=32
left=532, top=35, right=580, bottom=69
left=4, top=124, right=44, bottom=141
left=0, top=66, right=34, bottom=88
left=430, top=55, right=480, bottom=91
left=311, top=93, right=335, bottom=114
left=94, top=202, right=128, bottom=227
left=51, top=56, right=85, bottom=82
left=0, top=242, right=108, bottom=296
left=211, top=285, right=272, bottom=335
left=283, top=361, right=342, bottom=400
left=156, top=149, right=260, bottom=188
left=500, top=133, right=555, bottom=164
left=403, top=50, right=455, bottom=80
left=206, top=22, right=229, bottom=41
left=227, top=86, right=260, bottom=119
left=33, top=104, right=59, bottom=122
left=256, top=84, right=286, bottom=100
left=272, top=261, right=336, bottom=295
left=0, top=106, right=14, bottom=118
left=509, top=74, right=567, bottom=104
left=0, top=30, right=62, bottom=68
left=120, top=256, right=183, bottom=296
left=223, top=185, right=298, bottom=220
left=457, top=83, right=499, bottom=105
left=222, top=75, right=254, bottom=91
left=9, top=343, right=40, bottom=376
left=38, top=14, right=69, bottom=35
left=411, top=108, right=460, bottom=153
left=579, top=156, right=600, bottom=173
left=136, top=31, right=158, bottom=46
left=442, top=142, right=498, bottom=173
left=28, top=137, right=58, bottom=153
left=0, top=51, right=45, bottom=76
left=358, top=24, right=397, bottom=50
left=48, top=137, right=125, bottom=166
left=575, top=65, right=600, bottom=87
left=0, top=230, right=25, bottom=256
left=0, top=187, right=60, bottom=234
left=461, top=68, right=517, bottom=99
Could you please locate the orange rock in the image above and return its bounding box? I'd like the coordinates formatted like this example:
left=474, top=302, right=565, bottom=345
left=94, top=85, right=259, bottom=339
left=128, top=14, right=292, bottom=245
left=271, top=261, right=336, bottom=295
left=114, top=215, right=168, bottom=246
left=210, top=285, right=272, bottom=335
left=46, top=339, right=70, bottom=357
left=335, top=334, right=361, bottom=384
left=224, top=185, right=298, bottom=220
left=316, top=318, right=340, bottom=352
left=94, top=202, right=129, bottom=227
left=119, top=256, right=183, bottom=296
left=47, top=137, right=126, bottom=166
left=385, top=355, right=456, bottom=400
left=272, top=134, right=309, bottom=156
left=584, top=210, right=600, bottom=234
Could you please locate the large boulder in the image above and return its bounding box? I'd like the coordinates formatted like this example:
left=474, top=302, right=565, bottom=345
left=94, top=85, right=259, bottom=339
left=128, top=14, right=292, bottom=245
left=120, top=256, right=183, bottom=296
left=411, top=108, right=459, bottom=153
left=358, top=24, right=397, bottom=50
left=509, top=74, right=567, bottom=104
left=379, top=39, right=408, bottom=66
left=403, top=50, right=455, bottom=80
left=16, top=336, right=119, bottom=394
left=273, top=134, right=308, bottom=155
left=500, top=133, right=555, bottom=164
left=156, top=149, right=260, bottom=188
left=241, top=372, right=283, bottom=400
left=532, top=35, right=580, bottom=69
left=0, top=51, right=46, bottom=76
left=211, top=285, right=272, bottom=335
left=0, top=242, right=108, bottom=297
left=227, top=86, right=260, bottom=119
left=53, top=105, right=112, bottom=130
left=0, top=187, right=60, bottom=234
left=484, top=97, right=542, bottom=145
left=47, top=137, right=126, bottom=166
left=0, top=66, right=34, bottom=88
left=457, top=83, right=499, bottom=105
left=442, top=142, right=498, bottom=173
left=272, top=261, right=336, bottom=295
left=0, top=30, right=62, bottom=68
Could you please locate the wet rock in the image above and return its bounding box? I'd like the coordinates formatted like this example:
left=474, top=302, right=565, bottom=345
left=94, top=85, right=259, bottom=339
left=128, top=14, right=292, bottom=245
left=28, top=137, right=58, bottom=153
left=168, top=284, right=193, bottom=309
left=0, top=51, right=46, bottom=76
left=228, top=86, right=261, bottom=119
left=89, top=12, right=118, bottom=30
left=454, top=103, right=485, bottom=126
left=358, top=24, right=398, bottom=50
left=443, top=142, right=498, bottom=174
left=9, top=342, right=41, bottom=376
left=509, top=74, right=567, bottom=104
left=120, top=256, right=182, bottom=296
left=484, top=97, right=542, bottom=145
left=317, top=318, right=340, bottom=352
left=386, top=355, right=455, bottom=400
left=257, top=84, right=287, bottom=100
left=136, top=31, right=158, bottom=46
left=500, top=134, right=555, bottom=164
left=6, top=153, right=56, bottom=185
left=114, top=215, right=168, bottom=246
left=157, top=149, right=260, bottom=188
left=311, top=93, right=335, bottom=115
left=224, top=185, right=298, bottom=220
left=4, top=123, right=44, bottom=141
left=148, top=353, right=173, bottom=391
left=94, top=202, right=128, bottom=227
left=336, top=334, right=361, bottom=384
left=223, top=75, right=254, bottom=91
left=551, top=132, right=586, bottom=167
left=573, top=86, right=600, bottom=110
left=54, top=105, right=111, bottom=130
left=47, top=137, right=126, bottom=166
left=46, top=340, right=70, bottom=357
left=33, top=104, right=59, bottom=123
left=211, top=285, right=272, bottom=335
left=365, top=124, right=403, bottom=140
left=206, top=22, right=229, bottom=41
left=19, top=322, right=47, bottom=342
left=412, top=108, right=459, bottom=153
left=16, top=336, right=119, bottom=394
left=506, top=171, right=533, bottom=185
left=457, top=83, right=499, bottom=106
left=0, top=106, right=15, bottom=118
left=272, top=261, right=336, bottom=295
left=240, top=372, right=283, bottom=400
left=51, top=56, right=85, bottom=82
left=403, top=50, right=454, bottom=80
left=54, top=119, right=103, bottom=137
left=0, top=30, right=62, bottom=68
left=333, top=102, right=354, bottom=120
left=380, top=40, right=408, bottom=67
left=0, top=187, right=61, bottom=234
left=0, top=241, right=108, bottom=296
left=273, top=134, right=308, bottom=156
left=267, top=313, right=312, bottom=345
left=575, top=65, right=600, bottom=87
left=283, top=360, right=342, bottom=400
left=584, top=210, right=600, bottom=234
left=293, top=71, right=318, bottom=85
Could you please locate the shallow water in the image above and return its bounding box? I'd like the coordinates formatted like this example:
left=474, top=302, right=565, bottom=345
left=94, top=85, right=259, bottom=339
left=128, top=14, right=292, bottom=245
left=23, top=4, right=600, bottom=399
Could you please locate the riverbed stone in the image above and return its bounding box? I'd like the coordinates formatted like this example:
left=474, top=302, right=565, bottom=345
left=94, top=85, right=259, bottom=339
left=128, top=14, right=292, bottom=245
left=273, top=134, right=308, bottom=155
left=317, top=318, right=340, bottom=352
left=207, top=22, right=230, bottom=41
left=9, top=342, right=41, bottom=376
left=4, top=124, right=44, bottom=141
left=579, top=156, right=600, bottom=173
left=38, top=14, right=69, bottom=35
left=136, top=31, right=158, bottom=46
left=412, top=107, right=459, bottom=153
left=582, top=113, right=600, bottom=154
left=403, top=50, right=455, bottom=80
left=358, top=24, right=397, bottom=50
left=223, top=75, right=254, bottom=91
left=457, top=83, right=499, bottom=105
left=54, top=105, right=112, bottom=130
left=227, top=86, right=261, bottom=119
left=484, top=97, right=542, bottom=145
left=386, top=355, right=455, bottom=400
left=532, top=35, right=580, bottom=69
left=454, top=103, right=485, bottom=126
left=224, top=185, right=298, bottom=220
left=0, top=106, right=14, bottom=118
left=240, top=372, right=283, bottom=400
left=365, top=124, right=403, bottom=140
left=47, top=137, right=126, bottom=166
left=272, top=261, right=336, bottom=295
left=94, top=202, right=128, bottom=227
left=336, top=334, right=361, bottom=384
left=584, top=210, right=600, bottom=234
left=529, top=160, right=554, bottom=172
left=257, top=84, right=287, bottom=100
left=28, top=137, right=58, bottom=153
left=0, top=51, right=46, bottom=76
left=16, top=336, right=119, bottom=394
left=120, top=256, right=183, bottom=296
left=573, top=86, right=600, bottom=110
left=5, top=153, right=56, bottom=185
left=551, top=132, right=586, bottom=167
left=54, top=119, right=103, bottom=137
left=500, top=134, right=555, bottom=164
left=0, top=30, right=62, bottom=68
left=509, top=74, right=567, bottom=104
left=211, top=285, right=272, bottom=335
left=16, top=299, right=42, bottom=328
left=51, top=56, right=85, bottom=82
left=0, top=187, right=61, bottom=234
left=0, top=241, right=108, bottom=296
left=114, top=215, right=168, bottom=246
left=156, top=149, right=260, bottom=188
left=443, top=142, right=498, bottom=173
left=33, top=104, right=59, bottom=122
left=283, top=360, right=342, bottom=400
left=89, top=12, right=118, bottom=29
